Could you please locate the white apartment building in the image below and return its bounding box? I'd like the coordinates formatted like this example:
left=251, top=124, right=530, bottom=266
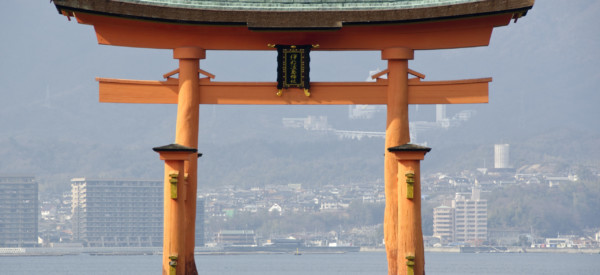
left=494, top=144, right=510, bottom=169
left=433, top=205, right=454, bottom=244
left=452, top=188, right=487, bottom=244
left=434, top=187, right=488, bottom=245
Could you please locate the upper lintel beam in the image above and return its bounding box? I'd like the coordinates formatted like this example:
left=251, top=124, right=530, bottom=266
left=75, top=12, right=511, bottom=50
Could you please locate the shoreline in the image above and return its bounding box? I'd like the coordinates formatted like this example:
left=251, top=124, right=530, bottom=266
left=361, top=246, right=600, bottom=254
left=1, top=246, right=599, bottom=256
left=424, top=247, right=600, bottom=254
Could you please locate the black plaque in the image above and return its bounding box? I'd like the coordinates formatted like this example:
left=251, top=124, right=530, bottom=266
left=276, top=45, right=312, bottom=94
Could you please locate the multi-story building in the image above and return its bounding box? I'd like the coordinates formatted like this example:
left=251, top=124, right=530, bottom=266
left=216, top=230, right=256, bottom=246
left=494, top=144, right=510, bottom=169
left=433, top=205, right=454, bottom=244
left=196, top=197, right=205, bottom=247
left=0, top=175, right=38, bottom=247
left=71, top=178, right=163, bottom=247
left=452, top=188, right=487, bottom=244
left=433, top=187, right=488, bottom=245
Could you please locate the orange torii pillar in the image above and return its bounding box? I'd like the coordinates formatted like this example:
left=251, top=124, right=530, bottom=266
left=174, top=47, right=204, bottom=275
left=153, top=144, right=198, bottom=275
left=382, top=47, right=413, bottom=275
left=388, top=144, right=431, bottom=275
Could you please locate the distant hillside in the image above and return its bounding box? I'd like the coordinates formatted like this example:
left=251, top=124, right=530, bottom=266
left=2, top=111, right=598, bottom=193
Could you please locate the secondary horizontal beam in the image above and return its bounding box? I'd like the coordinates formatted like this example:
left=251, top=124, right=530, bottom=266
left=98, top=78, right=490, bottom=105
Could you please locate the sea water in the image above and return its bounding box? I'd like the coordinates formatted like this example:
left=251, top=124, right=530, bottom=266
left=0, top=252, right=598, bottom=274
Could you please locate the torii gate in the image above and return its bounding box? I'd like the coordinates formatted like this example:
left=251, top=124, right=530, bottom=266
left=53, top=1, right=534, bottom=274
left=100, top=47, right=490, bottom=275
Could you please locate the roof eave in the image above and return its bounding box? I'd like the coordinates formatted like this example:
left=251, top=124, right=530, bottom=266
left=53, top=0, right=534, bottom=30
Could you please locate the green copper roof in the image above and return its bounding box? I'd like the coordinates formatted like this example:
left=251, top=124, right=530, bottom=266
left=54, top=0, right=534, bottom=29
left=119, top=0, right=483, bottom=11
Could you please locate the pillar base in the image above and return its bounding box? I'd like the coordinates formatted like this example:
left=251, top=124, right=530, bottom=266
left=154, top=143, right=198, bottom=275
left=387, top=143, right=431, bottom=275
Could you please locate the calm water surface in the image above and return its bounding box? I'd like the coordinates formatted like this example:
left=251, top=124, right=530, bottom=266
left=1, top=252, right=598, bottom=274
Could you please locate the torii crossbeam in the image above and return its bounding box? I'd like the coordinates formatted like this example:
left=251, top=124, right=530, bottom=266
left=97, top=76, right=491, bottom=105
left=52, top=1, right=534, bottom=274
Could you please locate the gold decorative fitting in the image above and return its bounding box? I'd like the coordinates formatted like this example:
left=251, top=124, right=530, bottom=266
left=168, top=255, right=178, bottom=275
left=406, top=255, right=416, bottom=275
left=406, top=171, right=415, bottom=199
left=168, top=172, right=179, bottom=199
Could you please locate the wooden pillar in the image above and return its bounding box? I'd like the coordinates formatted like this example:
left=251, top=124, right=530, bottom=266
left=173, top=47, right=205, bottom=275
left=382, top=47, right=413, bottom=275
left=153, top=144, right=198, bottom=275
left=388, top=144, right=430, bottom=275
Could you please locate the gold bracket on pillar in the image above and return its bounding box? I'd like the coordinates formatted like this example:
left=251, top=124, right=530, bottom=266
left=169, top=172, right=179, bottom=199
left=405, top=171, right=415, bottom=199
left=168, top=255, right=178, bottom=275
left=406, top=254, right=416, bottom=275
